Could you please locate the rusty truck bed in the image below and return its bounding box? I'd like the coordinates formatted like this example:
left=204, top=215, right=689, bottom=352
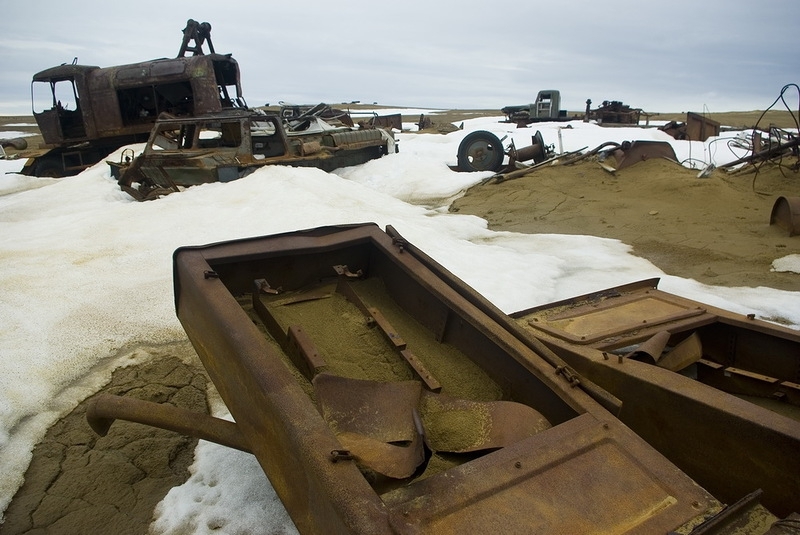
left=164, top=223, right=766, bottom=534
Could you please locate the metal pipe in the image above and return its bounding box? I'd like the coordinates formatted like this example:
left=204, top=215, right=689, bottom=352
left=87, top=393, right=251, bottom=453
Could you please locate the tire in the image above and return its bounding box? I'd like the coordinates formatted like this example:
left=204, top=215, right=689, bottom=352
left=457, top=131, right=505, bottom=172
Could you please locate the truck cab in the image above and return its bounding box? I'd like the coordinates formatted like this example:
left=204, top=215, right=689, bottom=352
left=501, top=90, right=568, bottom=124
left=23, top=20, right=244, bottom=177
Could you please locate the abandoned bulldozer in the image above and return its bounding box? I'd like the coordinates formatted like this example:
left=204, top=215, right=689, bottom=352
left=20, top=19, right=244, bottom=177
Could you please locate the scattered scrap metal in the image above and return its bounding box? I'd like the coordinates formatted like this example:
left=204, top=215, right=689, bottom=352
left=280, top=103, right=356, bottom=128
left=722, top=84, right=799, bottom=175
left=659, top=112, right=721, bottom=142
left=85, top=223, right=800, bottom=532
left=587, top=99, right=642, bottom=125
left=110, top=107, right=397, bottom=201
left=452, top=130, right=555, bottom=174
left=719, top=85, right=799, bottom=232
left=721, top=129, right=799, bottom=171
left=453, top=129, right=678, bottom=181
left=360, top=113, right=403, bottom=132
left=415, top=114, right=460, bottom=134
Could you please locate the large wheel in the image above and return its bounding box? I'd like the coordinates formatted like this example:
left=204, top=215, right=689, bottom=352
left=457, top=131, right=505, bottom=172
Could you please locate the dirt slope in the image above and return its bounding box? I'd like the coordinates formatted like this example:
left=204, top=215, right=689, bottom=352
left=451, top=157, right=800, bottom=292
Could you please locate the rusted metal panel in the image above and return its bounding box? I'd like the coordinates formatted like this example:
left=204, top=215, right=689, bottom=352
left=659, top=113, right=721, bottom=142
left=686, top=112, right=721, bottom=142
left=360, top=113, right=402, bottom=131
left=508, top=278, right=800, bottom=516
left=612, top=140, right=679, bottom=169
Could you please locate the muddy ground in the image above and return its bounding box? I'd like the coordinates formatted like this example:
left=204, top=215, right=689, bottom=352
left=1, top=108, right=799, bottom=532
left=1, top=347, right=208, bottom=534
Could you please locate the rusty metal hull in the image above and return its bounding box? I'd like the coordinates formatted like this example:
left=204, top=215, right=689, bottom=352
left=173, top=224, right=725, bottom=534
left=507, top=278, right=800, bottom=517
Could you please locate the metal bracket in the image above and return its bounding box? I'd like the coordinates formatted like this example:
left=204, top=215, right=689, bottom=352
left=254, top=278, right=280, bottom=295
left=332, top=265, right=363, bottom=279
left=556, top=365, right=581, bottom=387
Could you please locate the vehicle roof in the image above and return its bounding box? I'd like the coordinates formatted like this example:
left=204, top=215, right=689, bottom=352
left=32, top=64, right=99, bottom=82
left=32, top=53, right=238, bottom=82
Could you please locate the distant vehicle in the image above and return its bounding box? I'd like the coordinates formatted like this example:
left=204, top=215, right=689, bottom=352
left=20, top=20, right=244, bottom=177
left=588, top=100, right=642, bottom=125
left=501, top=90, right=570, bottom=125
left=110, top=107, right=397, bottom=201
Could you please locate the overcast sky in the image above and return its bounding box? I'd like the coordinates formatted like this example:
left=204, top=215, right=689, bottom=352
left=1, top=0, right=798, bottom=115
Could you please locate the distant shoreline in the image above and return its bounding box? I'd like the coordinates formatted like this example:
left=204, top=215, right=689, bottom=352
left=2, top=108, right=798, bottom=135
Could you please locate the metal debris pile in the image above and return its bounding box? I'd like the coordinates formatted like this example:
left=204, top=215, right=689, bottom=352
left=453, top=127, right=680, bottom=182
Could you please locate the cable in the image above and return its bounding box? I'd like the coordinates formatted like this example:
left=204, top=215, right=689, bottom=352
left=749, top=84, right=800, bottom=188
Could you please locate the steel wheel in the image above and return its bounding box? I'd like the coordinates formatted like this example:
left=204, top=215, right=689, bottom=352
left=457, top=131, right=505, bottom=172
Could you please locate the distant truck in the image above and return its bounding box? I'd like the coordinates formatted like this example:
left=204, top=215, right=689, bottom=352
left=501, top=90, right=570, bottom=125
left=20, top=20, right=244, bottom=177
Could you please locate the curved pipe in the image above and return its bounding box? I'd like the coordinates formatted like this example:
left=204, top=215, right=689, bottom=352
left=87, top=393, right=251, bottom=453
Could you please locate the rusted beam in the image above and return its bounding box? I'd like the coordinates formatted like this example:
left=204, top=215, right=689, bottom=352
left=287, top=325, right=328, bottom=379
left=337, top=279, right=442, bottom=391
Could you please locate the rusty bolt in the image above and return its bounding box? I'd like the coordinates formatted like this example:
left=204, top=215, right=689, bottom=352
left=330, top=449, right=354, bottom=463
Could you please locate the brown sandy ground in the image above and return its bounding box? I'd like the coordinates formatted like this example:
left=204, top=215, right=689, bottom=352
left=1, top=108, right=798, bottom=532
left=451, top=157, right=800, bottom=293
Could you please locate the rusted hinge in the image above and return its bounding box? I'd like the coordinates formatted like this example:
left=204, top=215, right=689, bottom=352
left=555, top=365, right=581, bottom=387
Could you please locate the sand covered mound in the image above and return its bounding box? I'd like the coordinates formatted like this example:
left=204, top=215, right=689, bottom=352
left=451, top=157, right=800, bottom=291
